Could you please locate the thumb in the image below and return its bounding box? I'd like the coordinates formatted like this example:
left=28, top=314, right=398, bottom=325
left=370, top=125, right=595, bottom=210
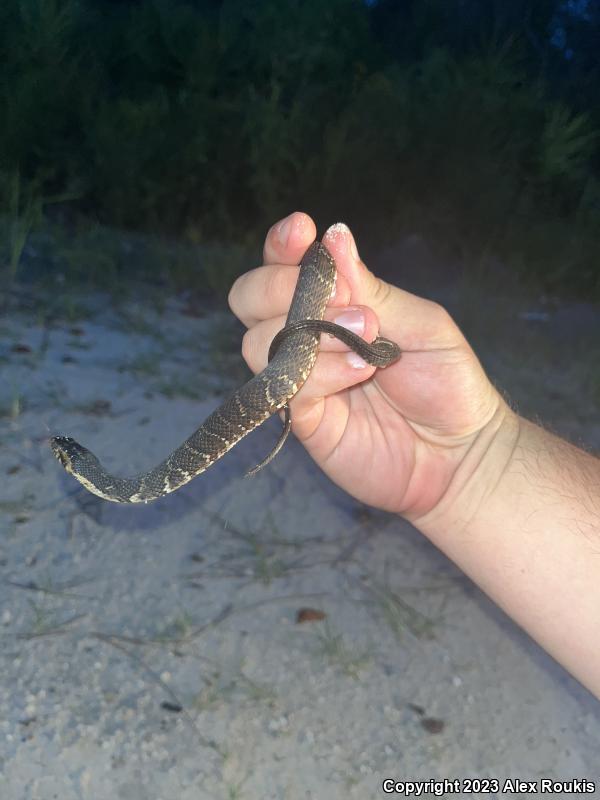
left=322, top=223, right=399, bottom=340
left=322, top=222, right=458, bottom=354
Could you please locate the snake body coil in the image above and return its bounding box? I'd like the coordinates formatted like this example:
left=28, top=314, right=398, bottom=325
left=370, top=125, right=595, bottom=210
left=50, top=241, right=400, bottom=503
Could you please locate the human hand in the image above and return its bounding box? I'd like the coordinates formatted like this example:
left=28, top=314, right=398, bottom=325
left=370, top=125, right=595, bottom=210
left=228, top=212, right=509, bottom=517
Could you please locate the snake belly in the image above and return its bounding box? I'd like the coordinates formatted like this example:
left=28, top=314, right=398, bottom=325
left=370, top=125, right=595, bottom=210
left=51, top=241, right=338, bottom=503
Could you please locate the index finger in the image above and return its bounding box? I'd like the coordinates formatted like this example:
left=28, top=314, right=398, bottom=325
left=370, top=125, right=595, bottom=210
left=230, top=212, right=321, bottom=328
left=262, top=211, right=317, bottom=266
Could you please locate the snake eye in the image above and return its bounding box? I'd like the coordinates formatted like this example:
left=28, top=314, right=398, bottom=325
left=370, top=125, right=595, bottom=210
left=50, top=437, right=73, bottom=470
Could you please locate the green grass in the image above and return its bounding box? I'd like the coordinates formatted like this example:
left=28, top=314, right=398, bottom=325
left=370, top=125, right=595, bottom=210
left=313, top=621, right=372, bottom=679
left=0, top=169, right=79, bottom=291
left=119, top=352, right=163, bottom=378
left=154, top=609, right=196, bottom=643
left=154, top=376, right=209, bottom=402
left=368, top=583, right=437, bottom=642
left=19, top=598, right=86, bottom=639
left=191, top=663, right=277, bottom=713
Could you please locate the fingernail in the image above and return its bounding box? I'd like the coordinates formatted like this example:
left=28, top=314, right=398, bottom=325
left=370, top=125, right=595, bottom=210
left=333, top=308, right=365, bottom=336
left=277, top=214, right=293, bottom=246
left=325, top=222, right=360, bottom=262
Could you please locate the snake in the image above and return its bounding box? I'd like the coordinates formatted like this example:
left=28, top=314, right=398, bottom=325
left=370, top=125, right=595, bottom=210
left=50, top=240, right=401, bottom=503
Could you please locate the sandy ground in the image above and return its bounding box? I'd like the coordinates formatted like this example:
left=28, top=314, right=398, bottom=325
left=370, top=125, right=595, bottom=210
left=0, top=257, right=599, bottom=799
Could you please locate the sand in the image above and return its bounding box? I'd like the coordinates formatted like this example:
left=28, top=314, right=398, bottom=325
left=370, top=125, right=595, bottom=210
left=1, top=259, right=599, bottom=799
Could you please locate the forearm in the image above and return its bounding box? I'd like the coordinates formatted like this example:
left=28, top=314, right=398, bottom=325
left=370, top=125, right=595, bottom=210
left=414, top=406, right=600, bottom=697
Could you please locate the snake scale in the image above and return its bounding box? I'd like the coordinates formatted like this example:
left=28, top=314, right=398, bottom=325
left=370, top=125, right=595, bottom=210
left=50, top=241, right=401, bottom=503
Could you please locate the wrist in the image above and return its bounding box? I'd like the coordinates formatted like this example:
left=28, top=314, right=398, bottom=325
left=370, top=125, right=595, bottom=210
left=412, top=400, right=521, bottom=539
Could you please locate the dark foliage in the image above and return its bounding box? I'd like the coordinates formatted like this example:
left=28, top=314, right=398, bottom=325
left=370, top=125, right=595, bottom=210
left=0, top=0, right=598, bottom=295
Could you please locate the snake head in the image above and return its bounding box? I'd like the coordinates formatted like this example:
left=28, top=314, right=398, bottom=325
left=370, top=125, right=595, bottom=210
left=50, top=435, right=79, bottom=472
